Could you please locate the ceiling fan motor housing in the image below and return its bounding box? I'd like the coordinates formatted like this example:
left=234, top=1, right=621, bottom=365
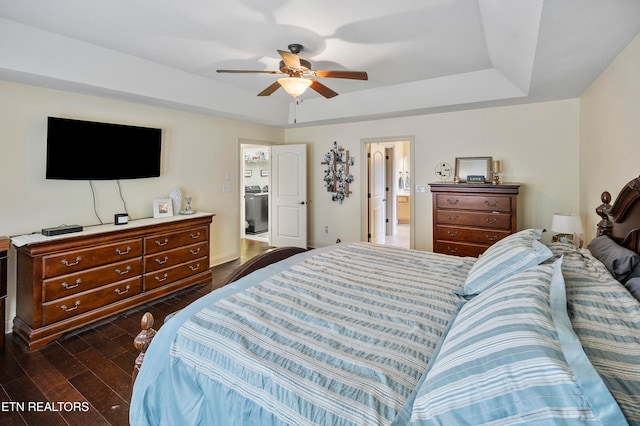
left=280, top=59, right=312, bottom=75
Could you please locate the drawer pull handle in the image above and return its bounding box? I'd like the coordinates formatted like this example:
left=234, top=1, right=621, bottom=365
left=115, top=266, right=132, bottom=275
left=485, top=200, right=499, bottom=208
left=485, top=218, right=499, bottom=224
left=115, top=246, right=131, bottom=255
left=61, top=279, right=81, bottom=290
left=485, top=234, right=500, bottom=241
left=447, top=230, right=459, bottom=237
left=447, top=199, right=459, bottom=205
left=189, top=263, right=200, bottom=272
left=190, top=248, right=201, bottom=255
left=115, top=285, right=131, bottom=296
left=447, top=215, right=459, bottom=222
left=60, top=301, right=81, bottom=312
left=155, top=273, right=169, bottom=282
left=190, top=232, right=201, bottom=239
left=61, top=257, right=82, bottom=267
left=155, top=239, right=169, bottom=247
left=447, top=246, right=459, bottom=253
left=155, top=256, right=169, bottom=265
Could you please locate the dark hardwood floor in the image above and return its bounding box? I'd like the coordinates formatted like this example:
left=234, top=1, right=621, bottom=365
left=0, top=239, right=270, bottom=426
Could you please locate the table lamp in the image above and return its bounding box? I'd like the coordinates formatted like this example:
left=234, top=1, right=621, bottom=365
left=492, top=160, right=502, bottom=184
left=551, top=213, right=584, bottom=247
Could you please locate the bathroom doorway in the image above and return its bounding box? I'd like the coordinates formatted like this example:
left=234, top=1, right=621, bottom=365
left=362, top=137, right=414, bottom=249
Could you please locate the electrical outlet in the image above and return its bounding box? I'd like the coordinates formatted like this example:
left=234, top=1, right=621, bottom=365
left=324, top=225, right=330, bottom=234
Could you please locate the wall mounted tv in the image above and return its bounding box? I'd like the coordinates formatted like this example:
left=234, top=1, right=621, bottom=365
left=46, top=117, right=162, bottom=180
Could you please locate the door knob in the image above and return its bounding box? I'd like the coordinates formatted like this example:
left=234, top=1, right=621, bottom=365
left=299, top=201, right=306, bottom=205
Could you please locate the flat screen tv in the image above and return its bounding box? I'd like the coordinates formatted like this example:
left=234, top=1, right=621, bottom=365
left=46, top=117, right=162, bottom=180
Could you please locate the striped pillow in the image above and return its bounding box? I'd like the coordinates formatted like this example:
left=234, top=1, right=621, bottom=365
left=552, top=242, right=640, bottom=425
left=460, top=228, right=552, bottom=296
left=410, top=259, right=626, bottom=425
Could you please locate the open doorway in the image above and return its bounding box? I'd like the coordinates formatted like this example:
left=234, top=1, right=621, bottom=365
left=240, top=143, right=271, bottom=243
left=362, top=137, right=414, bottom=249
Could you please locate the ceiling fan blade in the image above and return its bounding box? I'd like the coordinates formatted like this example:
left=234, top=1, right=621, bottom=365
left=278, top=50, right=301, bottom=69
left=314, top=70, right=368, bottom=80
left=217, top=69, right=283, bottom=74
left=310, top=80, right=338, bottom=99
left=257, top=81, right=282, bottom=96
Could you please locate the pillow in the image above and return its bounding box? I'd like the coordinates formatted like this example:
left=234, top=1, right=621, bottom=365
left=588, top=235, right=640, bottom=283
left=624, top=277, right=640, bottom=302
left=410, top=260, right=626, bottom=425
left=559, top=247, right=640, bottom=423
left=459, top=228, right=552, bottom=296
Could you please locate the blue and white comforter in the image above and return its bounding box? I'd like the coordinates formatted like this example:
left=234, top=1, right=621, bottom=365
left=130, top=241, right=640, bottom=425
left=130, top=243, right=474, bottom=426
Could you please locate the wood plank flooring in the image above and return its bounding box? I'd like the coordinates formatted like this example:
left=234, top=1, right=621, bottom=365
left=0, top=239, right=269, bottom=426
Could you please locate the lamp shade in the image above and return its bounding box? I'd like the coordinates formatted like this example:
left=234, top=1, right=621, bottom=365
left=551, top=213, right=584, bottom=234
left=278, top=77, right=312, bottom=97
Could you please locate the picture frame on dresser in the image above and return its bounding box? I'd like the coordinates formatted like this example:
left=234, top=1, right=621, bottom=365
left=454, top=156, right=492, bottom=183
left=153, top=198, right=173, bottom=218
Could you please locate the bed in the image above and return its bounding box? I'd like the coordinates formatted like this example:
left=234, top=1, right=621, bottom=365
left=130, top=176, right=640, bottom=426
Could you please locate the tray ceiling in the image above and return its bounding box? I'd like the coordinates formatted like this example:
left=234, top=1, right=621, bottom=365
left=0, top=0, right=639, bottom=127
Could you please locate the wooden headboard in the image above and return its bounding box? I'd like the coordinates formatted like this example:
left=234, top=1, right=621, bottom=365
left=596, top=175, right=640, bottom=255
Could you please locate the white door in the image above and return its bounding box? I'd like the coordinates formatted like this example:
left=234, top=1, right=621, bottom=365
left=368, top=144, right=386, bottom=244
left=271, top=144, right=307, bottom=248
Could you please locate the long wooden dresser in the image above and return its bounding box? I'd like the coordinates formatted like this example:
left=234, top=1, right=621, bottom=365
left=430, top=183, right=520, bottom=257
left=13, top=212, right=214, bottom=350
left=0, top=237, right=9, bottom=348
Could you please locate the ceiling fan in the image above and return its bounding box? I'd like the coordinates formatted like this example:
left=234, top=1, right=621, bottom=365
left=216, top=44, right=368, bottom=99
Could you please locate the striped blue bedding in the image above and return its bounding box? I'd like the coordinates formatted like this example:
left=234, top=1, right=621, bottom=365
left=130, top=243, right=473, bottom=426
left=130, top=241, right=639, bottom=426
left=409, top=259, right=627, bottom=425
left=548, top=243, right=640, bottom=426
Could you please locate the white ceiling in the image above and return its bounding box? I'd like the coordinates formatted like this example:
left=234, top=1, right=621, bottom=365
left=1, top=0, right=639, bottom=127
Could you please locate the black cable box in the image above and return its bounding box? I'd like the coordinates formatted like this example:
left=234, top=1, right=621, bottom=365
left=42, top=225, right=83, bottom=236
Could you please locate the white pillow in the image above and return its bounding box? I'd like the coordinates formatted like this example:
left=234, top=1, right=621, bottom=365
left=459, top=228, right=552, bottom=296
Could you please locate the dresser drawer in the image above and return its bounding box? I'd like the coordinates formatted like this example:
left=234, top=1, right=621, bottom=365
left=42, top=277, right=142, bottom=325
left=144, top=226, right=208, bottom=255
left=144, top=257, right=208, bottom=291
left=434, top=242, right=487, bottom=257
left=43, top=239, right=142, bottom=278
left=434, top=226, right=511, bottom=245
left=435, top=211, right=512, bottom=230
left=144, top=242, right=208, bottom=273
left=43, top=258, right=142, bottom=302
left=435, top=194, right=512, bottom=212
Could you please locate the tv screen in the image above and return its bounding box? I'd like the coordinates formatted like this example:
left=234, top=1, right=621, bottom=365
left=46, top=117, right=162, bottom=180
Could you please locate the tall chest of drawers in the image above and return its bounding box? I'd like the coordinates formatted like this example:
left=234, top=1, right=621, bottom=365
left=14, top=213, right=213, bottom=350
left=430, top=183, right=520, bottom=257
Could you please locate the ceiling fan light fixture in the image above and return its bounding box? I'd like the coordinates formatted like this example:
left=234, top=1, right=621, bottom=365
left=278, top=77, right=312, bottom=98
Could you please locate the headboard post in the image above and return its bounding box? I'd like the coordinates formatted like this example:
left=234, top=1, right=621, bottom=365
left=596, top=191, right=613, bottom=237
left=594, top=176, right=640, bottom=255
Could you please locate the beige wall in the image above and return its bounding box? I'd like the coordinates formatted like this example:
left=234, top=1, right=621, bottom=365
left=580, top=32, right=640, bottom=241
left=286, top=100, right=580, bottom=250
left=0, top=80, right=284, bottom=331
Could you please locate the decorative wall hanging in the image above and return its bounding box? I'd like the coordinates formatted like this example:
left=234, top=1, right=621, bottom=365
left=322, top=141, right=354, bottom=203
